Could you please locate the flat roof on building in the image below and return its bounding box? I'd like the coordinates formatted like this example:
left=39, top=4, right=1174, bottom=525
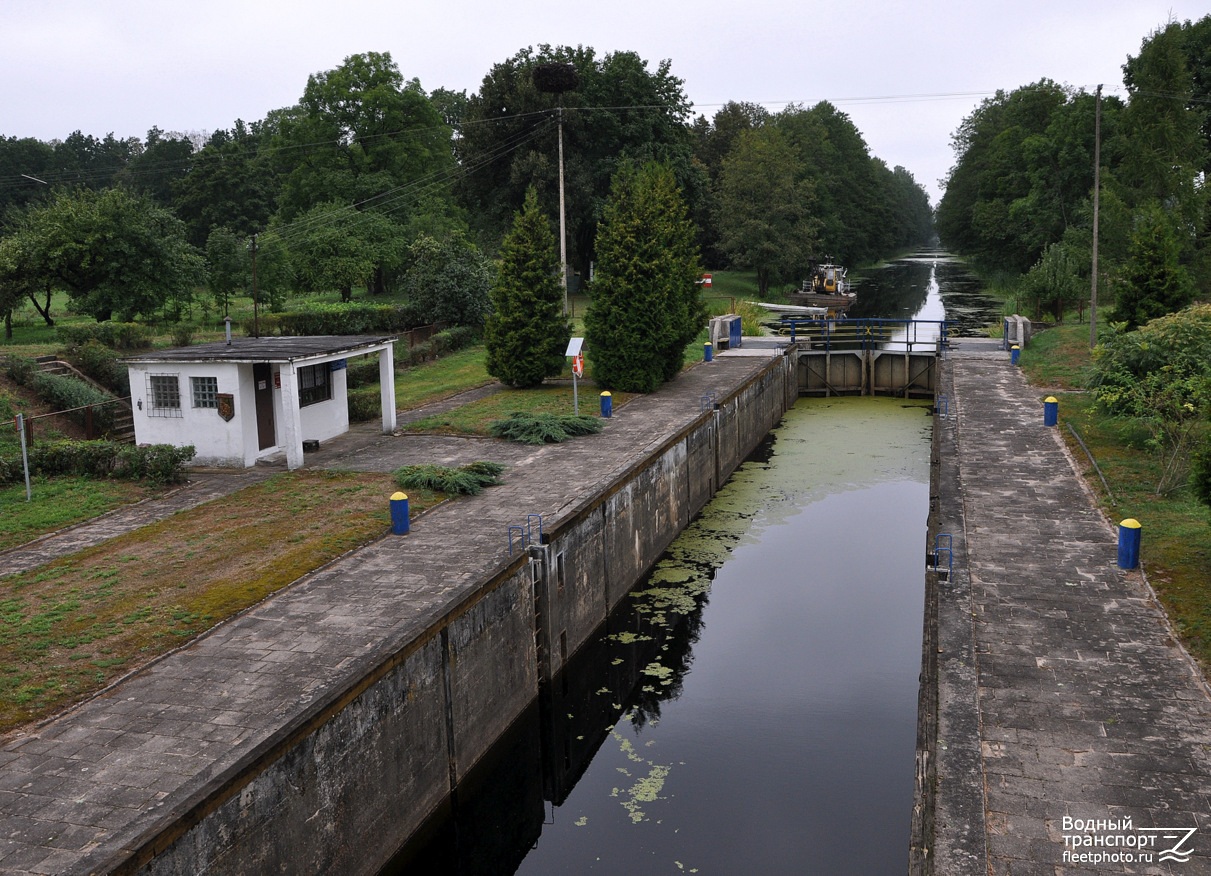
left=123, top=335, right=397, bottom=364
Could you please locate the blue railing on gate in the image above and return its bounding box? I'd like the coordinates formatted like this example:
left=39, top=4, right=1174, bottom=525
left=781, top=318, right=950, bottom=353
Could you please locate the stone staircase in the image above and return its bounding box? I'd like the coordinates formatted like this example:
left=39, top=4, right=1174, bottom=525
left=34, top=355, right=136, bottom=442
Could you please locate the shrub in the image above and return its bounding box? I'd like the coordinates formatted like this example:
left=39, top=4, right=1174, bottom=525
left=56, top=322, right=153, bottom=350
left=30, top=371, right=116, bottom=434
left=4, top=355, right=37, bottom=386
left=400, top=233, right=494, bottom=328
left=345, top=358, right=382, bottom=389
left=170, top=325, right=195, bottom=347
left=431, top=325, right=478, bottom=357
left=347, top=387, right=381, bottom=422
left=66, top=341, right=130, bottom=395
left=243, top=313, right=284, bottom=336
left=1090, top=305, right=1211, bottom=416
left=29, top=440, right=122, bottom=478
left=0, top=441, right=193, bottom=485
left=1191, top=438, right=1211, bottom=511
left=114, top=443, right=195, bottom=484
left=405, top=341, right=433, bottom=367
left=393, top=461, right=505, bottom=495
left=487, top=412, right=603, bottom=444
left=259, top=302, right=426, bottom=337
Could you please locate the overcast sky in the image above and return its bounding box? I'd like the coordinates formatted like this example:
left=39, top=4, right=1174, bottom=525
left=3, top=0, right=1207, bottom=203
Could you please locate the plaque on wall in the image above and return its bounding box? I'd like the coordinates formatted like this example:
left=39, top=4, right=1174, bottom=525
left=216, top=393, right=235, bottom=422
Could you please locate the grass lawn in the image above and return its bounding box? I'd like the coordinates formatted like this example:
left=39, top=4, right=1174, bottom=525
left=1022, top=322, right=1211, bottom=669
left=0, top=478, right=168, bottom=552
left=0, top=471, right=437, bottom=732
left=395, top=346, right=495, bottom=409
left=403, top=382, right=636, bottom=436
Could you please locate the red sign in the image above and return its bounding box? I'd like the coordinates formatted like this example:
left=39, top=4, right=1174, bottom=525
left=701, top=273, right=712, bottom=287
left=572, top=354, right=584, bottom=377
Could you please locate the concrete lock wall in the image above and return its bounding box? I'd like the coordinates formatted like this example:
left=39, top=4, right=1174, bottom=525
left=135, top=352, right=794, bottom=875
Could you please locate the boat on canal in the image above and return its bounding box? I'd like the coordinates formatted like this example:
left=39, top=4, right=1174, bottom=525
left=786, top=262, right=856, bottom=314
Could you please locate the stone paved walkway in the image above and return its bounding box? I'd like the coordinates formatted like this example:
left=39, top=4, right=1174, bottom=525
left=935, top=341, right=1211, bottom=875
left=0, top=354, right=779, bottom=876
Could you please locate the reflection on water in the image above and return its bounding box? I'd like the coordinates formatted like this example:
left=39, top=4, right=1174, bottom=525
left=384, top=399, right=932, bottom=875
left=851, top=249, right=1002, bottom=336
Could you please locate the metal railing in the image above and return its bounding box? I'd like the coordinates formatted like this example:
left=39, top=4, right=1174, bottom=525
left=15, top=396, right=132, bottom=443
left=781, top=318, right=950, bottom=353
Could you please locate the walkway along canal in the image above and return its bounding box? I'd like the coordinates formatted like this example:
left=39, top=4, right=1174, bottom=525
left=916, top=339, right=1211, bottom=875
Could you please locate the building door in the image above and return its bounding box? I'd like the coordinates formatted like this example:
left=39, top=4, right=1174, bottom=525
left=253, top=363, right=275, bottom=450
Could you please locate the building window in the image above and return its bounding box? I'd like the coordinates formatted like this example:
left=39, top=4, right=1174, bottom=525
left=298, top=363, right=332, bottom=407
left=147, top=374, right=182, bottom=418
left=191, top=376, right=218, bottom=409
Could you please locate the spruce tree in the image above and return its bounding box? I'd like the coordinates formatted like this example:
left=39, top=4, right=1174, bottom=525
left=1114, top=202, right=1194, bottom=330
left=585, top=162, right=704, bottom=392
left=484, top=188, right=570, bottom=388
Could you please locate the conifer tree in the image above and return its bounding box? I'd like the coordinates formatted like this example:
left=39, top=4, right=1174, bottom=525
left=484, top=188, right=570, bottom=387
left=1113, top=202, right=1194, bottom=330
left=585, top=162, right=704, bottom=392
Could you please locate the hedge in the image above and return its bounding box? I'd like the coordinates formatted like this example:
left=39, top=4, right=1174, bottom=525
left=0, top=441, right=195, bottom=485
left=29, top=371, right=117, bottom=434
left=347, top=387, right=382, bottom=422
left=66, top=340, right=131, bottom=395
left=242, top=302, right=427, bottom=337
left=56, top=322, right=153, bottom=351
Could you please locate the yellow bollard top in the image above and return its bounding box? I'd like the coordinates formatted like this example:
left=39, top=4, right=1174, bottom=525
left=1044, top=396, right=1058, bottom=404
left=601, top=391, right=612, bottom=396
left=1120, top=518, right=1141, bottom=529
left=1012, top=344, right=1020, bottom=349
left=391, top=491, right=408, bottom=501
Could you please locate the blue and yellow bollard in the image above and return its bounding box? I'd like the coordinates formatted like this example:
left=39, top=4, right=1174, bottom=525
left=390, top=491, right=410, bottom=535
left=1043, top=396, right=1058, bottom=427
left=600, top=391, right=613, bottom=418
left=1011, top=344, right=1020, bottom=365
left=703, top=341, right=713, bottom=362
left=1118, top=518, right=1141, bottom=569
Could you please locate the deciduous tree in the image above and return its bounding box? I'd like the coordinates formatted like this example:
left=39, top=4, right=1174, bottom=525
left=400, top=232, right=494, bottom=328
left=205, top=227, right=251, bottom=316
left=5, top=187, right=203, bottom=322
left=713, top=126, right=816, bottom=296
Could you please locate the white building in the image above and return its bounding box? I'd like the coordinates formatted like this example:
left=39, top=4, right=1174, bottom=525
left=124, top=335, right=397, bottom=470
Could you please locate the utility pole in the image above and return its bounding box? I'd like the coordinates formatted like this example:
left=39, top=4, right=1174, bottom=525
left=532, top=62, right=579, bottom=316
left=558, top=105, right=568, bottom=316
left=250, top=234, right=260, bottom=339
left=1090, top=84, right=1102, bottom=350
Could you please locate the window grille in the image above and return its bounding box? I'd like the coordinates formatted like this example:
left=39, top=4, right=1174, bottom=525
left=191, top=376, right=218, bottom=408
left=147, top=374, right=182, bottom=418
left=298, top=363, right=332, bottom=407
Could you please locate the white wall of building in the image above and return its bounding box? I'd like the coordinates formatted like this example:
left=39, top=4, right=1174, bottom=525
left=129, top=361, right=248, bottom=467
left=128, top=355, right=358, bottom=469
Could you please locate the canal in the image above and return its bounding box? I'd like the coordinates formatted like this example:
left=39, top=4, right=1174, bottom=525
left=382, top=254, right=1001, bottom=875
